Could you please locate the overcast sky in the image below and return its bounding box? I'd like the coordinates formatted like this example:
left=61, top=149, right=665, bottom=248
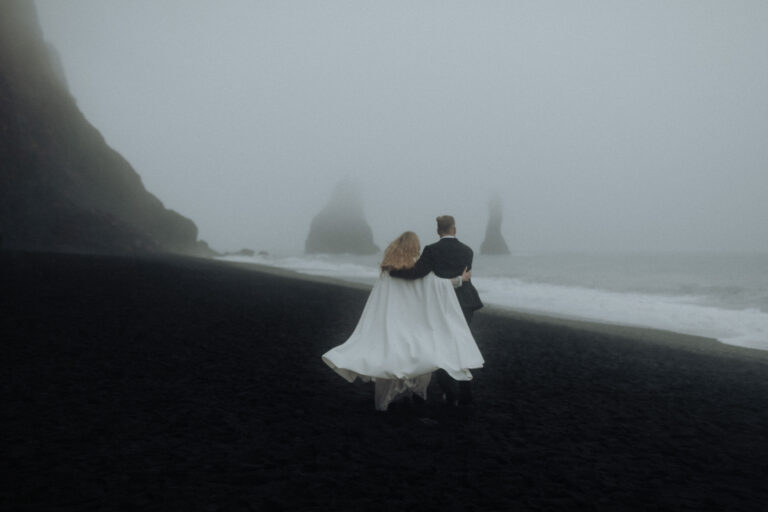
left=35, top=1, right=768, bottom=254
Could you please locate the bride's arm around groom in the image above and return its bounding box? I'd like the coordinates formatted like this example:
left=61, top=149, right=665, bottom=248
left=389, top=216, right=483, bottom=323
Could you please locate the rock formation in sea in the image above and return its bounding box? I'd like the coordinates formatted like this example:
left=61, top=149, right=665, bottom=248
left=305, top=180, right=379, bottom=255
left=480, top=196, right=511, bottom=255
left=0, top=1, right=213, bottom=256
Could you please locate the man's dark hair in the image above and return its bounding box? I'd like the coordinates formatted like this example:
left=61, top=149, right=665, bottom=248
left=436, top=215, right=455, bottom=235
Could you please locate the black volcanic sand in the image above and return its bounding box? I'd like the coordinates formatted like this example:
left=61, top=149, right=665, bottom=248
left=2, top=252, right=767, bottom=511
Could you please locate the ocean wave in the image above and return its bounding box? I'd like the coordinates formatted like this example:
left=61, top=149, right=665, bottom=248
left=473, top=277, right=768, bottom=351
left=218, top=254, right=768, bottom=351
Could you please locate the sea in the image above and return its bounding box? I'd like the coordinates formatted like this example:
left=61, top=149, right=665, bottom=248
left=218, top=251, right=768, bottom=351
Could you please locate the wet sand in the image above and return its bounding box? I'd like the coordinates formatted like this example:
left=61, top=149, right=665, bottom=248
left=2, top=251, right=767, bottom=510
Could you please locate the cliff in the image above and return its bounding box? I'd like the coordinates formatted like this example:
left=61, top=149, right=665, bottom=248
left=0, top=1, right=212, bottom=255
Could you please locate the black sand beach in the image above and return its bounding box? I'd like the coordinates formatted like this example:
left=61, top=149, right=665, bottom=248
left=2, top=251, right=767, bottom=510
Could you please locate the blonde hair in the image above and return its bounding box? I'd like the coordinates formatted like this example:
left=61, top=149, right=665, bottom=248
left=436, top=215, right=455, bottom=235
left=380, top=231, right=420, bottom=271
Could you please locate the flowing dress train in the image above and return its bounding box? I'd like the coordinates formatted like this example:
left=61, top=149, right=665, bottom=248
left=322, top=272, right=484, bottom=411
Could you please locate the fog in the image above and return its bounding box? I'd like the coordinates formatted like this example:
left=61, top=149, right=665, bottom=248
left=35, top=1, right=768, bottom=254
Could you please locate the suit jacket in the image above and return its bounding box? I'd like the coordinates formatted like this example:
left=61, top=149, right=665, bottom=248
left=390, top=237, right=484, bottom=312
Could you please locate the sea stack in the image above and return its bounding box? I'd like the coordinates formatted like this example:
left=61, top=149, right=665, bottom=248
left=305, top=180, right=379, bottom=255
left=0, top=0, right=213, bottom=256
left=480, top=196, right=511, bottom=255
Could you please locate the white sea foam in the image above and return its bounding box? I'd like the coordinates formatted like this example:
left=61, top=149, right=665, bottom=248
left=218, top=254, right=768, bottom=351
left=473, top=277, right=768, bottom=351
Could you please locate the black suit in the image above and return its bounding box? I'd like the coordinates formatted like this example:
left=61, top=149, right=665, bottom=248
left=390, top=237, right=483, bottom=320
left=390, top=236, right=483, bottom=406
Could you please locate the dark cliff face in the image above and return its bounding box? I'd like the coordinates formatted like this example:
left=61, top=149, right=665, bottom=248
left=0, top=1, right=212, bottom=256
left=305, top=181, right=379, bottom=255
left=480, top=197, right=511, bottom=255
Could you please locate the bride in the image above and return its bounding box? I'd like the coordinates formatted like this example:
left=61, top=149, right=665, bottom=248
left=322, top=231, right=485, bottom=411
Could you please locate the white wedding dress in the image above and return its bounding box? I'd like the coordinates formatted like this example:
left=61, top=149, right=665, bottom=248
left=322, top=272, right=484, bottom=411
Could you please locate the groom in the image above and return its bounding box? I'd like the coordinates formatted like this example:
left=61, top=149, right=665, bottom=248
left=390, top=215, right=483, bottom=407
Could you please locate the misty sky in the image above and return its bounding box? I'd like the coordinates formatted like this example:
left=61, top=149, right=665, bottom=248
left=35, top=1, right=768, bottom=254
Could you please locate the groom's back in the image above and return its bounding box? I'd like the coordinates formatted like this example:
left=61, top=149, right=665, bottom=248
left=423, top=238, right=473, bottom=279
left=423, top=237, right=483, bottom=313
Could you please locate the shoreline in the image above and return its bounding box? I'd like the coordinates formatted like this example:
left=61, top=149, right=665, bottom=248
left=222, top=257, right=768, bottom=362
